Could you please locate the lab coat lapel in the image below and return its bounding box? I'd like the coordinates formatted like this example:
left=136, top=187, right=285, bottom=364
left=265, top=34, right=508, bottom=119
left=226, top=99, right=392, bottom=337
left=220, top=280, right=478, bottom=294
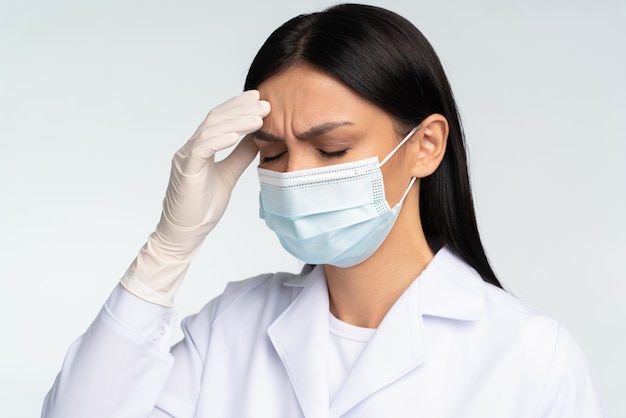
left=329, top=247, right=485, bottom=416
left=268, top=265, right=330, bottom=418
left=330, top=280, right=425, bottom=417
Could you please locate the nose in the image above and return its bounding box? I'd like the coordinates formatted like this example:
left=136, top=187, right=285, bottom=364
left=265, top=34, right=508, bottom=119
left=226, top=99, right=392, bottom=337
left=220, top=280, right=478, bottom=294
left=284, top=147, right=318, bottom=173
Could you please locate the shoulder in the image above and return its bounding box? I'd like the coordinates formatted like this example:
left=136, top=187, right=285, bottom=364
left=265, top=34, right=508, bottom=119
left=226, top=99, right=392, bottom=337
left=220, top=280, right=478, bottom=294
left=464, top=266, right=606, bottom=414
left=480, top=283, right=565, bottom=375
left=432, top=247, right=561, bottom=328
left=420, top=247, right=559, bottom=336
left=219, top=266, right=311, bottom=306
left=483, top=282, right=560, bottom=335
left=425, top=249, right=606, bottom=413
left=422, top=248, right=569, bottom=376
left=181, top=265, right=314, bottom=336
left=475, top=287, right=606, bottom=415
left=534, top=320, right=608, bottom=416
left=214, top=266, right=312, bottom=319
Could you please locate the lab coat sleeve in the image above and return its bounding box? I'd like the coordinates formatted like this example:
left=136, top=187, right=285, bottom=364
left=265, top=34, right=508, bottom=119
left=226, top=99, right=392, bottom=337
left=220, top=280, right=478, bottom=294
left=42, top=284, right=179, bottom=418
left=535, top=323, right=608, bottom=417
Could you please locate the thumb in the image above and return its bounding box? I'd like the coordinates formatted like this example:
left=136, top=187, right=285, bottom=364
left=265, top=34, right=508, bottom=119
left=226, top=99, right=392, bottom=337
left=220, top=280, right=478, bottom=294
left=218, top=135, right=259, bottom=187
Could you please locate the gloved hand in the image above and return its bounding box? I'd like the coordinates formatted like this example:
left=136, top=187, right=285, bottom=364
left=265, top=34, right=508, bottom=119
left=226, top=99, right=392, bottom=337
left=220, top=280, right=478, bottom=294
left=121, top=90, right=271, bottom=306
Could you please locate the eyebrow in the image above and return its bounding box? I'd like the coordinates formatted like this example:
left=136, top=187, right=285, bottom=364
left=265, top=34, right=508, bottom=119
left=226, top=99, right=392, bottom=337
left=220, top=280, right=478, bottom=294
left=254, top=121, right=354, bottom=142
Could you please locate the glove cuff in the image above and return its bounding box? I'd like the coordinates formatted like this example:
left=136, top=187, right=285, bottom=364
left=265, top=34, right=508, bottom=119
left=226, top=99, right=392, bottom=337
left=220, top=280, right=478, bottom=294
left=120, top=233, right=202, bottom=306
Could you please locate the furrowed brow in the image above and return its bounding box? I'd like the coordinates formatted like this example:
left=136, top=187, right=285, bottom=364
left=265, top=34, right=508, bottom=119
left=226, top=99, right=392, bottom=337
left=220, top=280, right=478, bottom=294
left=297, top=121, right=353, bottom=140
left=253, top=121, right=354, bottom=143
left=253, top=130, right=283, bottom=142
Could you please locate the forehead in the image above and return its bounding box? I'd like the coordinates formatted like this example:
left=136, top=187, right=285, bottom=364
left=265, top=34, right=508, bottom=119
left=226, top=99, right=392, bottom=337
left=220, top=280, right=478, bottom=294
left=257, top=65, right=389, bottom=131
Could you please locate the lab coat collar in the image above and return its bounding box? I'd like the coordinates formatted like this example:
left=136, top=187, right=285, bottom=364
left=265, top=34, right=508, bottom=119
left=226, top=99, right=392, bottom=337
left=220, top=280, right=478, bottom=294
left=418, top=246, right=486, bottom=321
left=271, top=247, right=486, bottom=417
left=282, top=247, right=486, bottom=321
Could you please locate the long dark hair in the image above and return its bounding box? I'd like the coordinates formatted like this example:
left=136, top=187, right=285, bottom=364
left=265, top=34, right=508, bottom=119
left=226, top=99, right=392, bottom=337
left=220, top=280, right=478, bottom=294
left=244, top=3, right=502, bottom=288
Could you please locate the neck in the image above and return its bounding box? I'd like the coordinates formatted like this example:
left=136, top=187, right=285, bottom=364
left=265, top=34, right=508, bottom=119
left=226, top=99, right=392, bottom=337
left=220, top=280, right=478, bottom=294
left=324, top=189, right=433, bottom=328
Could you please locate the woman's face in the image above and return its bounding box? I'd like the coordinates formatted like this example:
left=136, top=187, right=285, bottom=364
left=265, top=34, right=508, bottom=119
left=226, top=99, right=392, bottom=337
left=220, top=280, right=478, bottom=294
left=254, top=64, right=417, bottom=206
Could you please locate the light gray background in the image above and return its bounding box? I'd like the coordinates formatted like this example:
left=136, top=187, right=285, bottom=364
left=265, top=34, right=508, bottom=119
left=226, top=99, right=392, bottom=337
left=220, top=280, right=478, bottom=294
left=1, top=0, right=624, bottom=416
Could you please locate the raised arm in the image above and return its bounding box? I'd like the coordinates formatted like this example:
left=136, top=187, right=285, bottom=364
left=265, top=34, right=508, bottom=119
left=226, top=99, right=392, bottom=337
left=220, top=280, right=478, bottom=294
left=42, top=91, right=270, bottom=417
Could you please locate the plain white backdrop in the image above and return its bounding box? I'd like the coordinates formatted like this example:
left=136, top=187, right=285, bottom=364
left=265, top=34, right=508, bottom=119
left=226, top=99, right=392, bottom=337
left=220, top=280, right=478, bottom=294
left=1, top=0, right=624, bottom=416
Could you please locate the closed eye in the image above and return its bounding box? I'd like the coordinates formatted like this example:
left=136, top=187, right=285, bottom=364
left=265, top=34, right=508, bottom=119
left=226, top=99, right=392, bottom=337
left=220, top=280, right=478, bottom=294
left=318, top=149, right=348, bottom=159
left=262, top=151, right=287, bottom=163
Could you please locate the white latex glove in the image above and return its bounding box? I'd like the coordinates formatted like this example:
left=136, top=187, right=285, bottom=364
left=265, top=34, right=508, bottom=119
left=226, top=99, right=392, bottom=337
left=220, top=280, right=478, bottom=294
left=121, top=90, right=270, bottom=306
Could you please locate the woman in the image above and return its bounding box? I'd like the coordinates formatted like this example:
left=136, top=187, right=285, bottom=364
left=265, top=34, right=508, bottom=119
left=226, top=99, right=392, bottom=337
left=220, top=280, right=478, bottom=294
left=42, top=4, right=606, bottom=417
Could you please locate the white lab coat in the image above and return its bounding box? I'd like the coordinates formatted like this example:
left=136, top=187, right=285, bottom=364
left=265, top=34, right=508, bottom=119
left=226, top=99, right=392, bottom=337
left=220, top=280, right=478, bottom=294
left=42, top=248, right=606, bottom=417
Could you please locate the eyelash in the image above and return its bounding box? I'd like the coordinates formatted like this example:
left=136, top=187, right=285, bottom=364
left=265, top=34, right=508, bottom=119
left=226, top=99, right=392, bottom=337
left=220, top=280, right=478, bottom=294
left=262, top=152, right=286, bottom=163
left=318, top=149, right=347, bottom=159
left=262, top=149, right=348, bottom=163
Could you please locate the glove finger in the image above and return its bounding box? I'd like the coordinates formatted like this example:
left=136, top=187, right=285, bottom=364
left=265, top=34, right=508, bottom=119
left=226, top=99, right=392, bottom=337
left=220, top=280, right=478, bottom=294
left=183, top=132, right=237, bottom=174
left=206, top=99, right=270, bottom=126
left=183, top=114, right=264, bottom=175
left=217, top=135, right=259, bottom=187
left=199, top=114, right=265, bottom=143
left=209, top=90, right=261, bottom=116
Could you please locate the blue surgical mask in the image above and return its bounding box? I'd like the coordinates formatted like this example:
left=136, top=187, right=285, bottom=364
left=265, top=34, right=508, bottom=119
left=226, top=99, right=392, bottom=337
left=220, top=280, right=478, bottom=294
left=258, top=125, right=419, bottom=268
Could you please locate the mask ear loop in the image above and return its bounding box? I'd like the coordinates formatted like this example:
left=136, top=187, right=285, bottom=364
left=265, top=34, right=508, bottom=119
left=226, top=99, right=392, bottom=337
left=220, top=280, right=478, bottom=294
left=397, top=177, right=417, bottom=207
left=378, top=124, right=421, bottom=208
left=378, top=124, right=421, bottom=167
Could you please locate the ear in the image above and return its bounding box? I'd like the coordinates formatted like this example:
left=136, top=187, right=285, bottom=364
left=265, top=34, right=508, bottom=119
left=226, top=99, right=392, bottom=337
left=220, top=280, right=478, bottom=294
left=409, top=114, right=448, bottom=178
